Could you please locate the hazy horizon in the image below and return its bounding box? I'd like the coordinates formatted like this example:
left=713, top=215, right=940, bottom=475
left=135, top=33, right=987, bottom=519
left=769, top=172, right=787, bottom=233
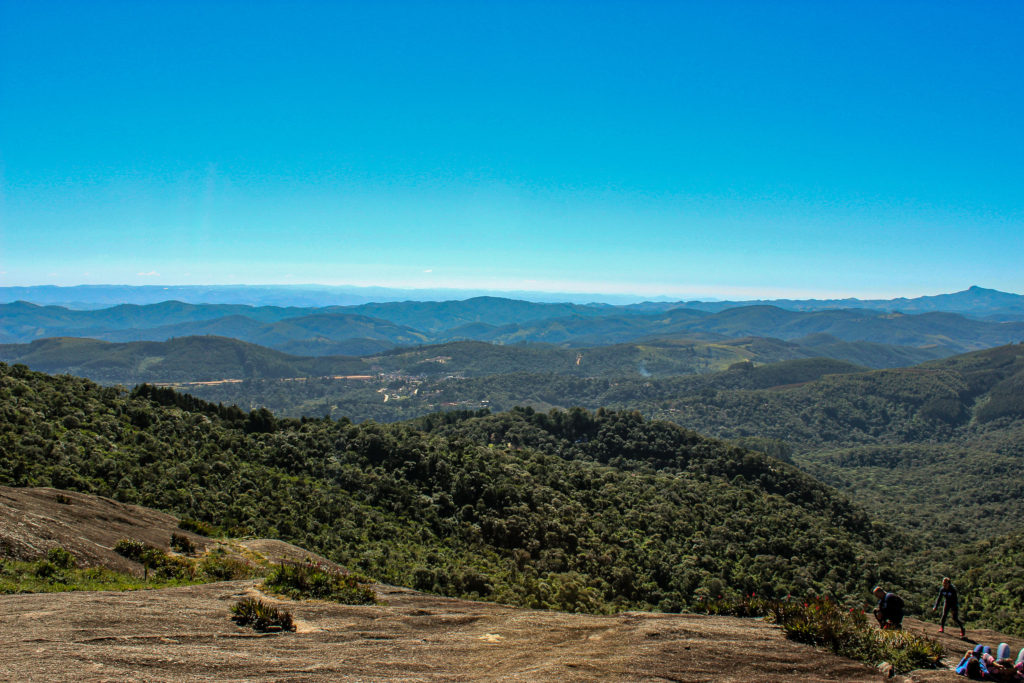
left=0, top=281, right=1018, bottom=309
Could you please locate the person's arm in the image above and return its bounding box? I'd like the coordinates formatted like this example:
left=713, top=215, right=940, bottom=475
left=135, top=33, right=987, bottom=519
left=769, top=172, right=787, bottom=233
left=933, top=590, right=941, bottom=611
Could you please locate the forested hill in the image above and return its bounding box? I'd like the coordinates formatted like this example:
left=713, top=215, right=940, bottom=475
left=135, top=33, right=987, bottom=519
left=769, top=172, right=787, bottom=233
left=0, top=361, right=911, bottom=613
left=0, top=335, right=883, bottom=386
left=174, top=345, right=1024, bottom=547
left=0, top=336, right=367, bottom=384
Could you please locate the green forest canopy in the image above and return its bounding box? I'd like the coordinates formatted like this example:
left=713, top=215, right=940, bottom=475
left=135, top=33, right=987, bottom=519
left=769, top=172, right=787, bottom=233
left=2, top=360, right=1022, bottom=636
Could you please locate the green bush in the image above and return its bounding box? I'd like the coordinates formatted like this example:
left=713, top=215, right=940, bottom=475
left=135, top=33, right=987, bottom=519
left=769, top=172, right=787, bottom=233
left=113, top=538, right=194, bottom=580
left=230, top=598, right=295, bottom=632
left=697, top=595, right=943, bottom=674
left=33, top=560, right=60, bottom=579
left=113, top=539, right=149, bottom=562
left=46, top=546, right=77, bottom=570
left=199, top=555, right=257, bottom=581
left=263, top=563, right=376, bottom=605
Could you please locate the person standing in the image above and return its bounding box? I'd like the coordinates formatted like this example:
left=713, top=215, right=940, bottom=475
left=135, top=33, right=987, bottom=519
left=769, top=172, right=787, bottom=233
left=872, top=585, right=905, bottom=629
left=933, top=576, right=966, bottom=638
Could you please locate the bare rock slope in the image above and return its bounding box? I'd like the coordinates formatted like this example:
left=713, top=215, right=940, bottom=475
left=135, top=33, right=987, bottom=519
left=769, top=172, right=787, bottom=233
left=0, top=487, right=1011, bottom=681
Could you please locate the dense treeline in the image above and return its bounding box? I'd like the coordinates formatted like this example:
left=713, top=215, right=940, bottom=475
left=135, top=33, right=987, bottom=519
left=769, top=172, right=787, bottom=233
left=2, top=362, right=911, bottom=615
left=187, top=346, right=1024, bottom=543
left=925, top=531, right=1024, bottom=638
left=184, top=357, right=869, bottom=423
left=4, top=360, right=1023, bottom=636
left=0, top=335, right=876, bottom=386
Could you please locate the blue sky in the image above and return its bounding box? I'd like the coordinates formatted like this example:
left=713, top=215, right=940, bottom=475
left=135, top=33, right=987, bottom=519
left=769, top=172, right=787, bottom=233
left=1, top=1, right=1022, bottom=300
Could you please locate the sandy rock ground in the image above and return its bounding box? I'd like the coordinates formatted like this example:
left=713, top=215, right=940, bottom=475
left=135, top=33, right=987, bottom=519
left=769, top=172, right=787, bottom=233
left=2, top=580, right=889, bottom=682
left=0, top=486, right=212, bottom=574
left=2, top=485, right=1019, bottom=682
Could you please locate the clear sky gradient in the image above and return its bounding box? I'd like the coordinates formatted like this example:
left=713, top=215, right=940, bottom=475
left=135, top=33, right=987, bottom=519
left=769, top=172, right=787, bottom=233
left=2, top=1, right=1022, bottom=300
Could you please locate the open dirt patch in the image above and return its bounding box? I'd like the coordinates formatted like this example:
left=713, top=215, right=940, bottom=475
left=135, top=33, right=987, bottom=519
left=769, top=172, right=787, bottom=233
left=1, top=581, right=894, bottom=682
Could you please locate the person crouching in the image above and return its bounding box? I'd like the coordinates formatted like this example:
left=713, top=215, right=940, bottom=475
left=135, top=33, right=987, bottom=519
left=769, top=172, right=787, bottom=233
left=872, top=585, right=904, bottom=630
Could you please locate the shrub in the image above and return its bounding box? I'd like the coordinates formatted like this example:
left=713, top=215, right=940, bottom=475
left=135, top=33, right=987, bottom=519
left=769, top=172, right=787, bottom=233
left=170, top=533, right=196, bottom=555
left=113, top=538, right=193, bottom=580
left=696, top=595, right=943, bottom=674
left=113, top=539, right=149, bottom=562
left=33, top=560, right=60, bottom=579
left=46, top=546, right=77, bottom=570
left=263, top=562, right=376, bottom=605
left=199, top=555, right=257, bottom=581
left=230, top=598, right=294, bottom=632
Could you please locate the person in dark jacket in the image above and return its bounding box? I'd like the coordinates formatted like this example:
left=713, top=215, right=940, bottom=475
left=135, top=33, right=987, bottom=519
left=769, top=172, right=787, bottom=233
left=873, top=585, right=904, bottom=629
left=933, top=576, right=966, bottom=637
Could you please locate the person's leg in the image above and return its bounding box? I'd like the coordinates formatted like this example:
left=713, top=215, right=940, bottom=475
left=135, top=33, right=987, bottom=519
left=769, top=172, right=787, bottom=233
left=950, top=607, right=965, bottom=635
left=940, top=605, right=950, bottom=628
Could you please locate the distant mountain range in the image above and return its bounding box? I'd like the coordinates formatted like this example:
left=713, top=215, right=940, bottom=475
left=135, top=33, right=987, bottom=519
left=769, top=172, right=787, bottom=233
left=3, top=292, right=1024, bottom=361
left=2, top=284, right=1023, bottom=319
left=672, top=285, right=1024, bottom=320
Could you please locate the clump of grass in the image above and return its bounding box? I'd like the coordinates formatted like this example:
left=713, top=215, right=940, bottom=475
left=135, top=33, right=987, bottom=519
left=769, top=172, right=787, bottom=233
left=263, top=562, right=376, bottom=604
left=695, top=594, right=943, bottom=674
left=230, top=598, right=295, bottom=632
left=199, top=550, right=258, bottom=580
left=24, top=546, right=79, bottom=583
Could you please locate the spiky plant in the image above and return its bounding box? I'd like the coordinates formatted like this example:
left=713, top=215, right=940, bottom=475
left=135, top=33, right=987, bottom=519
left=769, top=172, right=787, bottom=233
left=230, top=598, right=295, bottom=632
